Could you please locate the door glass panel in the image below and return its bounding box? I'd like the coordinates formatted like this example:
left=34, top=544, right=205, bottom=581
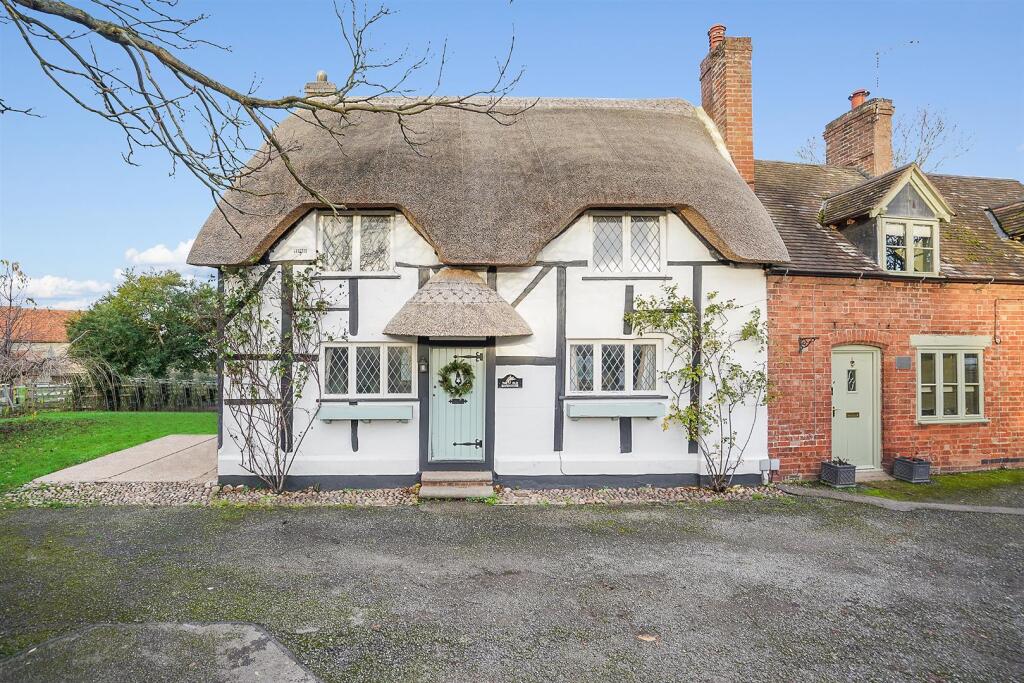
left=601, top=344, right=626, bottom=392
left=846, top=368, right=857, bottom=392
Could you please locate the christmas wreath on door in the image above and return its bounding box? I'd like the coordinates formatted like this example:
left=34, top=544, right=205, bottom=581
left=438, top=358, right=475, bottom=398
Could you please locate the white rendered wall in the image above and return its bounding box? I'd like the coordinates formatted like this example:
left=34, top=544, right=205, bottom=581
left=220, top=209, right=770, bottom=481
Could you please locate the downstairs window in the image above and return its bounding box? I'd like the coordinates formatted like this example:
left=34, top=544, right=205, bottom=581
left=324, top=344, right=414, bottom=397
left=567, top=340, right=659, bottom=395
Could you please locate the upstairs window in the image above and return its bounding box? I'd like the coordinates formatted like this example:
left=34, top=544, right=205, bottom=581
left=591, top=213, right=664, bottom=274
left=568, top=340, right=659, bottom=395
left=319, top=213, right=393, bottom=273
left=883, top=218, right=937, bottom=275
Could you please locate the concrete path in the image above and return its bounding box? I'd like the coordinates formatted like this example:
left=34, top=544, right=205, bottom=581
left=35, top=435, right=217, bottom=484
left=779, top=483, right=1024, bottom=515
left=0, top=622, right=319, bottom=683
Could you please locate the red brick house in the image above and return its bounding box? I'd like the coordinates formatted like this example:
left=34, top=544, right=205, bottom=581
left=701, top=26, right=1024, bottom=479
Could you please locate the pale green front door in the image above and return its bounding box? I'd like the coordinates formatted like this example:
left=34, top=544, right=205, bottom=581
left=831, top=348, right=880, bottom=468
left=429, top=346, right=486, bottom=463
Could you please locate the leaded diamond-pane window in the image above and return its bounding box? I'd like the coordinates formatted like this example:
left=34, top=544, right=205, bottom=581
left=592, top=216, right=623, bottom=273
left=570, top=344, right=594, bottom=392
left=325, top=347, right=349, bottom=395
left=355, top=346, right=381, bottom=394
left=601, top=344, right=626, bottom=392
left=568, top=341, right=660, bottom=396
left=360, top=215, right=391, bottom=272
left=632, top=343, right=657, bottom=391
left=322, top=216, right=353, bottom=271
left=630, top=216, right=661, bottom=272
left=387, top=346, right=412, bottom=394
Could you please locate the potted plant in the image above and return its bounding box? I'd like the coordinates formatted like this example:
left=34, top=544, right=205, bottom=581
left=892, top=456, right=931, bottom=483
left=820, top=458, right=857, bottom=488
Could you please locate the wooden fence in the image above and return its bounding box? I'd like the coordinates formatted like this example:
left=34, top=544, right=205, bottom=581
left=1, top=377, right=217, bottom=416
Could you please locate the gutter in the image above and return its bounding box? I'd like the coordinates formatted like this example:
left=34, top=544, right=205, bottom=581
left=766, top=268, right=1024, bottom=287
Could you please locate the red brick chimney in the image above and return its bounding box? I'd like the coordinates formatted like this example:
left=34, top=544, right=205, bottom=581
left=823, top=90, right=895, bottom=176
left=699, top=24, right=755, bottom=188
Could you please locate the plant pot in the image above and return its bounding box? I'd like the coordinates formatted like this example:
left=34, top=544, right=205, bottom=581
left=820, top=461, right=857, bottom=488
left=892, top=457, right=931, bottom=483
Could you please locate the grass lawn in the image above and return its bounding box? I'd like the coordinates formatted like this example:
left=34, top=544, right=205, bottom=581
left=0, top=411, right=216, bottom=493
left=848, top=469, right=1024, bottom=505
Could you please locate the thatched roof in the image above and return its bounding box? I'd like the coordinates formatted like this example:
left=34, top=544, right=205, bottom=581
left=383, top=268, right=531, bottom=337
left=188, top=98, right=789, bottom=267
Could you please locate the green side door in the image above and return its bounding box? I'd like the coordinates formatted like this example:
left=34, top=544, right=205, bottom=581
left=429, top=346, right=486, bottom=463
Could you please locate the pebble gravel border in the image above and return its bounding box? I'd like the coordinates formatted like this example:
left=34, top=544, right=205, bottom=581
left=496, top=484, right=784, bottom=506
left=2, top=481, right=783, bottom=508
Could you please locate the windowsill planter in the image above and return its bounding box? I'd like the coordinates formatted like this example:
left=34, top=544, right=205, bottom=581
left=892, top=457, right=931, bottom=483
left=820, top=461, right=857, bottom=488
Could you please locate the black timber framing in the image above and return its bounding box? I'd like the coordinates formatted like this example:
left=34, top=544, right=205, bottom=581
left=689, top=264, right=702, bottom=454
left=554, top=266, right=567, bottom=451
left=348, top=278, right=359, bottom=335
left=280, top=264, right=294, bottom=453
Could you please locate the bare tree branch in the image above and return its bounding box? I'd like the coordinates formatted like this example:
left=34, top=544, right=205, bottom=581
left=1, top=0, right=532, bottom=222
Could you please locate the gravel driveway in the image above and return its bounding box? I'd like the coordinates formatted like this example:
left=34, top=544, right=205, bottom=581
left=1, top=498, right=1021, bottom=682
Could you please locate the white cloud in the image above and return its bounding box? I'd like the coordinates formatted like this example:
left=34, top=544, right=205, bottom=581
left=124, top=238, right=194, bottom=268
left=47, top=297, right=97, bottom=311
left=25, top=275, right=111, bottom=299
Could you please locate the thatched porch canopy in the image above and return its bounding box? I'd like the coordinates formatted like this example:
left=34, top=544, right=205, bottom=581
left=383, top=269, right=531, bottom=338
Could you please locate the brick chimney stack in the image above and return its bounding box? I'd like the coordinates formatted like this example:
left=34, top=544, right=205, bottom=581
left=823, top=90, right=895, bottom=176
left=699, top=24, right=755, bottom=188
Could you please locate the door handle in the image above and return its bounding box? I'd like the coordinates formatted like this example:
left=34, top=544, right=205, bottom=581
left=832, top=406, right=836, bottom=418
left=454, top=353, right=483, bottom=361
left=453, top=439, right=483, bottom=448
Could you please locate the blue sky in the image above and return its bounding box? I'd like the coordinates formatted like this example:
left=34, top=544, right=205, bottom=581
left=2, top=0, right=1022, bottom=309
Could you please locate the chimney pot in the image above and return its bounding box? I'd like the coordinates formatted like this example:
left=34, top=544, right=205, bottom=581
left=708, top=24, right=727, bottom=50
left=305, top=70, right=337, bottom=97
left=848, top=88, right=870, bottom=109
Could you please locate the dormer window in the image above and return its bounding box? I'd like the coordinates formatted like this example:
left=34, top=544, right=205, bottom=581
left=883, top=219, right=936, bottom=274
left=822, top=165, right=954, bottom=278
left=318, top=212, right=394, bottom=273
left=590, top=212, right=665, bottom=274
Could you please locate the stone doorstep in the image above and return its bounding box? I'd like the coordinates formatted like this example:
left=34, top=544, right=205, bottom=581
left=418, top=484, right=496, bottom=500
left=420, top=470, right=493, bottom=484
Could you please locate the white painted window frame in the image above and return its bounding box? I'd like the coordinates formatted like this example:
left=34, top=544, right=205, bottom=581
left=566, top=339, right=662, bottom=396
left=588, top=211, right=667, bottom=275
left=322, top=342, right=416, bottom=399
left=317, top=210, right=396, bottom=275
left=915, top=347, right=985, bottom=424
left=879, top=217, right=940, bottom=276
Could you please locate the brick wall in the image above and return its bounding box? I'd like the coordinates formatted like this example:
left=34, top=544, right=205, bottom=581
left=823, top=98, right=894, bottom=177
left=767, top=274, right=1024, bottom=478
left=699, top=36, right=755, bottom=188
